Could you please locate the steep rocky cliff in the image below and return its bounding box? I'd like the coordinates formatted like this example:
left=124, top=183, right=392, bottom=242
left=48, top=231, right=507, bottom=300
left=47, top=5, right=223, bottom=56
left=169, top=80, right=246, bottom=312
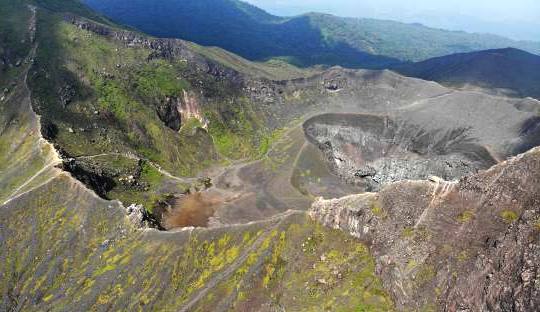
left=310, top=147, right=540, bottom=311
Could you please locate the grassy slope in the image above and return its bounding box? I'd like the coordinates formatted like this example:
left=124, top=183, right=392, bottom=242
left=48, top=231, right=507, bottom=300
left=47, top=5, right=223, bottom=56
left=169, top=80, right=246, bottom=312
left=0, top=2, right=394, bottom=310
left=30, top=11, right=217, bottom=175
left=2, top=0, right=321, bottom=212
left=0, top=175, right=393, bottom=311
left=28, top=5, right=300, bottom=165
left=0, top=0, right=32, bottom=88
left=0, top=59, right=61, bottom=204
left=24, top=3, right=292, bottom=209
left=25, top=10, right=216, bottom=210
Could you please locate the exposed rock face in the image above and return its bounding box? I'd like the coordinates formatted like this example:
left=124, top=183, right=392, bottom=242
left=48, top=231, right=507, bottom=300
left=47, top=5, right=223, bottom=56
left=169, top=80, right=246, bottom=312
left=156, top=96, right=182, bottom=131
left=63, top=158, right=117, bottom=198
left=156, top=92, right=207, bottom=131
left=41, top=120, right=59, bottom=140
left=304, top=113, right=497, bottom=191
left=310, top=147, right=540, bottom=311
left=180, top=90, right=206, bottom=127
left=57, top=83, right=76, bottom=107
left=322, top=73, right=348, bottom=92
left=125, top=203, right=161, bottom=229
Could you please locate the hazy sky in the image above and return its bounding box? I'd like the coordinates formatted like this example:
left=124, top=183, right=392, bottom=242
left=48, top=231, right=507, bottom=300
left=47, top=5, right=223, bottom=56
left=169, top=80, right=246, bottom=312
left=245, top=0, right=540, bottom=41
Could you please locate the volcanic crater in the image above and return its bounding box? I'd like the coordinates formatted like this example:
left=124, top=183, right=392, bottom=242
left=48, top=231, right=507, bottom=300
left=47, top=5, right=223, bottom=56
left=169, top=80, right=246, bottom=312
left=303, top=113, right=499, bottom=191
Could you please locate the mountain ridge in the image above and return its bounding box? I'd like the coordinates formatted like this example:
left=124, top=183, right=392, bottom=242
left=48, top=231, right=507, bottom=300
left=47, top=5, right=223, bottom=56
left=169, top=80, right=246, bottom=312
left=82, top=0, right=540, bottom=68
left=393, top=47, right=540, bottom=100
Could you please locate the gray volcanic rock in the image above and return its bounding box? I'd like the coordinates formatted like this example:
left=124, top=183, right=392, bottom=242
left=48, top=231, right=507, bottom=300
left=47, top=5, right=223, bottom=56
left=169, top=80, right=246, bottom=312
left=310, top=147, right=540, bottom=311
left=304, top=112, right=501, bottom=191
left=156, top=96, right=182, bottom=131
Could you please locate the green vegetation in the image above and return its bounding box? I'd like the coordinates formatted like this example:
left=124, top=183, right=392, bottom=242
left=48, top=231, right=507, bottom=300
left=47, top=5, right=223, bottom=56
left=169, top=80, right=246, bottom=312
left=401, top=226, right=430, bottom=241
left=205, top=100, right=268, bottom=160
left=28, top=9, right=219, bottom=177
left=0, top=0, right=32, bottom=87
left=414, top=264, right=436, bottom=287
left=258, top=127, right=287, bottom=156
left=179, top=117, right=203, bottom=135
left=2, top=0, right=293, bottom=220
left=370, top=199, right=386, bottom=218
left=242, top=220, right=394, bottom=311
left=0, top=175, right=395, bottom=311
left=500, top=210, right=519, bottom=224
left=457, top=250, right=470, bottom=262
left=84, top=0, right=540, bottom=68
left=25, top=4, right=283, bottom=187
left=166, top=219, right=395, bottom=311
left=457, top=210, right=475, bottom=223
left=402, top=227, right=415, bottom=238
left=3, top=1, right=536, bottom=311
left=134, top=60, right=190, bottom=99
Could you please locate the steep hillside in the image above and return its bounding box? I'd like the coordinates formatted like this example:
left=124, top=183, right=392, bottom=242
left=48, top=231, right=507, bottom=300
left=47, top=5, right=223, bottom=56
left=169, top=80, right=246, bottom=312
left=82, top=0, right=540, bottom=68
left=82, top=0, right=399, bottom=68
left=1, top=0, right=540, bottom=311
left=393, top=48, right=540, bottom=99
left=19, top=0, right=325, bottom=213
left=311, top=146, right=540, bottom=311
left=0, top=0, right=34, bottom=87
left=0, top=3, right=393, bottom=311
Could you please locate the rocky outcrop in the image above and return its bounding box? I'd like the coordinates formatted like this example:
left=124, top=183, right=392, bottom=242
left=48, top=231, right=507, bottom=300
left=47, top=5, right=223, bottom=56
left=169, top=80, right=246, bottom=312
left=156, top=92, right=207, bottom=131
left=125, top=203, right=161, bottom=229
left=63, top=158, right=117, bottom=198
left=310, top=147, right=540, bottom=311
left=64, top=14, right=244, bottom=86
left=179, top=90, right=206, bottom=126
left=57, top=83, right=76, bottom=107
left=304, top=113, right=497, bottom=191
left=322, top=72, right=348, bottom=92
left=156, top=96, right=182, bottom=131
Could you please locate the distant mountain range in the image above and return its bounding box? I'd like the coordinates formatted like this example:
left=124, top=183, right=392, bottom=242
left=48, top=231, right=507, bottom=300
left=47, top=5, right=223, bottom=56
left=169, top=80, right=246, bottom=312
left=393, top=48, right=540, bottom=100
left=82, top=0, right=540, bottom=68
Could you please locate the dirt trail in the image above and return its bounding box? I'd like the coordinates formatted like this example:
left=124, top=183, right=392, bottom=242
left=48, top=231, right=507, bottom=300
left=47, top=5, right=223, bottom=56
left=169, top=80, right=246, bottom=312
left=396, top=91, right=455, bottom=111
left=2, top=5, right=64, bottom=205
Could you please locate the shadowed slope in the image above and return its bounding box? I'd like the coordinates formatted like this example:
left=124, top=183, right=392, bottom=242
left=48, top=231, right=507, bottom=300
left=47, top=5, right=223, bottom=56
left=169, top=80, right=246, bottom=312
left=393, top=48, right=540, bottom=99
left=82, top=0, right=540, bottom=68
left=0, top=5, right=62, bottom=205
